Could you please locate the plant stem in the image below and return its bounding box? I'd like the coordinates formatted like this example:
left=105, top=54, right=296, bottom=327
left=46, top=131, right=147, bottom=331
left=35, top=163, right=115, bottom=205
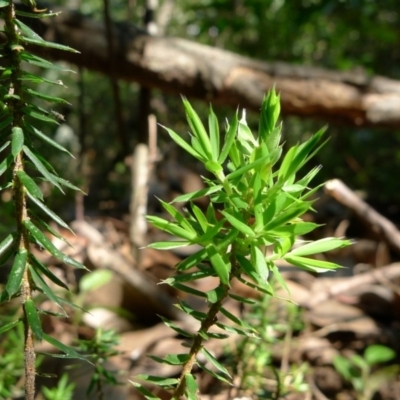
left=172, top=282, right=230, bottom=399
left=4, top=2, right=36, bottom=399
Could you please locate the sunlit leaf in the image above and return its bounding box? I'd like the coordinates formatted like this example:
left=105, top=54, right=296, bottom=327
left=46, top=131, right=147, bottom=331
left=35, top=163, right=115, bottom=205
left=0, top=319, right=21, bottom=335
left=218, top=111, right=238, bottom=164
left=29, top=254, right=68, bottom=290
left=24, top=299, right=43, bottom=340
left=289, top=237, right=352, bottom=257
left=171, top=185, right=222, bottom=204
left=201, top=347, right=231, bottom=378
left=11, top=127, right=24, bottom=157
left=79, top=270, right=113, bottom=292
left=6, top=249, right=28, bottom=297
left=17, top=170, right=43, bottom=200
left=185, top=374, right=199, bottom=400
left=206, top=244, right=230, bottom=285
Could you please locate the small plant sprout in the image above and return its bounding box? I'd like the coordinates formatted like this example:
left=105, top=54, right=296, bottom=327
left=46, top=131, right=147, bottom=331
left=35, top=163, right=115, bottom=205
left=131, top=89, right=351, bottom=399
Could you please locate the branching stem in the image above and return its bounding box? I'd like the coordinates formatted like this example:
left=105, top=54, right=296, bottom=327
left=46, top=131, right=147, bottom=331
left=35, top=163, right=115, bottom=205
left=4, top=2, right=36, bottom=399
left=172, top=282, right=229, bottom=399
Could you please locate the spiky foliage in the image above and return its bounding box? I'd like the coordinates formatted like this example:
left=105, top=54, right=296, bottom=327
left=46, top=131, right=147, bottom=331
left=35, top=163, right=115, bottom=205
left=0, top=1, right=85, bottom=398
left=132, top=90, right=351, bottom=399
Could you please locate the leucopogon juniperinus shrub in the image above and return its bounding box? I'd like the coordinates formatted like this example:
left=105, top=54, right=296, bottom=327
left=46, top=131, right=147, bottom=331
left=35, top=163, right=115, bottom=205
left=131, top=90, right=351, bottom=399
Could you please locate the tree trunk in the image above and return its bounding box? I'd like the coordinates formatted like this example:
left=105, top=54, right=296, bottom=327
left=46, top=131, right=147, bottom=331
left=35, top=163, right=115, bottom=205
left=32, top=8, right=400, bottom=128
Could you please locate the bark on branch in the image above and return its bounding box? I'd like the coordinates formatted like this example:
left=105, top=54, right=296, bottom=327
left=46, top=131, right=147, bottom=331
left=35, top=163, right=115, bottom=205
left=31, top=8, right=400, bottom=127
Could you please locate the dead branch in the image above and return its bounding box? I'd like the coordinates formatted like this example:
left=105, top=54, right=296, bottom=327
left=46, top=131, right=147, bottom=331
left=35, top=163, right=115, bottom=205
left=325, top=179, right=400, bottom=255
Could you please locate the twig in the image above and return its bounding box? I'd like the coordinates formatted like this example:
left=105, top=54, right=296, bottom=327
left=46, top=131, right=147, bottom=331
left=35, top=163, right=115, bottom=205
left=325, top=179, right=400, bottom=255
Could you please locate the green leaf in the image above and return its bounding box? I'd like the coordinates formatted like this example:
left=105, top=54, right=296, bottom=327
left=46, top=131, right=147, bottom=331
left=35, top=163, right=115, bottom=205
left=364, top=345, right=396, bottom=365
left=226, top=155, right=269, bottom=180
left=0, top=319, right=21, bottom=335
left=26, top=190, right=73, bottom=232
left=270, top=263, right=290, bottom=294
left=22, top=106, right=58, bottom=124
left=163, top=270, right=212, bottom=285
left=24, top=220, right=87, bottom=270
left=289, top=237, right=352, bottom=257
left=157, top=353, right=190, bottom=366
left=29, top=254, right=69, bottom=290
left=0, top=1, right=9, bottom=7
left=24, top=299, right=43, bottom=340
left=228, top=292, right=257, bottom=304
left=250, top=245, right=269, bottom=281
left=269, top=222, right=320, bottom=237
left=162, top=125, right=202, bottom=160
left=29, top=264, right=65, bottom=312
left=147, top=241, right=191, bottom=250
left=182, top=97, right=213, bottom=160
left=206, top=244, right=230, bottom=285
left=201, top=347, right=231, bottom=378
left=220, top=307, right=256, bottom=332
left=17, top=171, right=43, bottom=200
left=20, top=51, right=73, bottom=71
left=176, top=248, right=208, bottom=271
left=185, top=374, right=199, bottom=400
left=25, top=87, right=71, bottom=104
left=208, top=106, right=220, bottom=161
left=25, top=124, right=74, bottom=157
left=0, top=115, right=12, bottom=132
left=130, top=381, right=161, bottom=399
left=220, top=211, right=254, bottom=237
left=16, top=10, right=62, bottom=18
left=197, top=362, right=232, bottom=384
left=171, top=283, right=207, bottom=298
left=0, top=154, right=13, bottom=178
left=158, top=199, right=196, bottom=233
left=48, top=173, right=83, bottom=192
left=23, top=146, right=63, bottom=191
left=147, top=215, right=197, bottom=241
left=265, top=202, right=311, bottom=231
left=205, top=160, right=223, bottom=175
left=159, top=316, right=193, bottom=338
left=79, top=270, right=113, bottom=292
left=0, top=234, right=14, bottom=258
left=218, top=111, right=239, bottom=164
left=42, top=333, right=87, bottom=361
left=11, top=127, right=24, bottom=157
left=6, top=249, right=28, bottom=297
left=21, top=36, right=79, bottom=53
left=19, top=71, right=66, bottom=86
left=177, top=301, right=207, bottom=321
left=284, top=254, right=343, bottom=273
left=135, top=375, right=179, bottom=387
left=171, top=185, right=222, bottom=203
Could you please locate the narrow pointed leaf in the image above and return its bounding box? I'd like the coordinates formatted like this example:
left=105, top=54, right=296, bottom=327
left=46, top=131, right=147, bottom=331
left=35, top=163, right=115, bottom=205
left=159, top=316, right=193, bottom=338
left=26, top=191, right=73, bottom=232
left=135, top=375, right=179, bottom=387
left=29, top=264, right=65, bottom=311
left=0, top=116, right=12, bottom=132
left=147, top=241, right=191, bottom=250
left=176, top=248, right=208, bottom=271
left=219, top=112, right=238, bottom=163
left=162, top=125, right=202, bottom=160
left=147, top=216, right=197, bottom=241
left=159, top=199, right=196, bottom=233
left=42, top=333, right=87, bottom=361
left=11, top=127, right=24, bottom=157
left=285, top=254, right=343, bottom=273
left=0, top=154, right=13, bottom=178
left=201, top=347, right=231, bottom=378
left=185, top=374, right=199, bottom=400
left=24, top=220, right=86, bottom=270
left=206, top=244, right=230, bottom=285
left=183, top=97, right=213, bottom=159
left=6, top=249, right=28, bottom=297
left=22, top=106, right=58, bottom=124
left=0, top=319, right=21, bottom=334
left=220, top=211, right=254, bottom=237
left=172, top=283, right=207, bottom=298
left=209, top=106, right=220, bottom=160
left=289, top=237, right=352, bottom=257
left=250, top=245, right=269, bottom=281
left=198, top=362, right=232, bottom=384
left=171, top=185, right=222, bottom=203
left=17, top=171, right=43, bottom=200
left=226, top=155, right=269, bottom=180
left=26, top=124, right=73, bottom=157
left=23, top=146, right=63, bottom=191
left=48, top=173, right=83, bottom=192
left=24, top=299, right=43, bottom=340
left=25, top=88, right=70, bottom=104
left=130, top=381, right=161, bottom=399
left=21, top=37, right=79, bottom=53
left=270, top=263, right=290, bottom=294
left=29, top=254, right=68, bottom=290
left=0, top=234, right=14, bottom=258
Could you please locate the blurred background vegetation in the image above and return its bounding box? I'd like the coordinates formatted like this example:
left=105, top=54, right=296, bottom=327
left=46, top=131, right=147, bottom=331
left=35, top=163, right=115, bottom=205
left=2, top=0, right=400, bottom=229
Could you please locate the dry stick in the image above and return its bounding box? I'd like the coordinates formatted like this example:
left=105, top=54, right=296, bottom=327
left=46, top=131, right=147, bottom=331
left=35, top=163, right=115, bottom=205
left=325, top=179, right=400, bottom=255
left=307, top=262, right=400, bottom=308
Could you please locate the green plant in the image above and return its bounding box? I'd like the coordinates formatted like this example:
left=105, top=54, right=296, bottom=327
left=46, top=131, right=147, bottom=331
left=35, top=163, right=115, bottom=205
left=131, top=89, right=351, bottom=399
left=233, top=290, right=308, bottom=399
left=41, top=373, right=75, bottom=400
left=77, top=328, right=122, bottom=400
left=334, top=344, right=400, bottom=400
left=0, top=1, right=86, bottom=399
